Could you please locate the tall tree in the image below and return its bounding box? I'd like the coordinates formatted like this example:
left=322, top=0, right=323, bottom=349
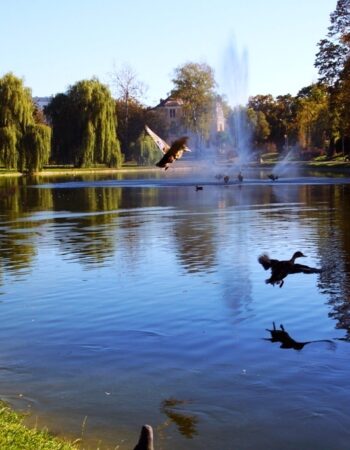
left=130, top=131, right=160, bottom=166
left=296, top=84, right=330, bottom=151
left=22, top=124, right=51, bottom=172
left=44, top=93, right=73, bottom=164
left=171, top=62, right=216, bottom=145
left=109, top=64, right=147, bottom=157
left=0, top=73, right=51, bottom=171
left=315, top=0, right=350, bottom=154
left=46, top=79, right=123, bottom=167
left=315, top=0, right=350, bottom=86
left=115, top=98, right=145, bottom=160
left=246, top=108, right=270, bottom=148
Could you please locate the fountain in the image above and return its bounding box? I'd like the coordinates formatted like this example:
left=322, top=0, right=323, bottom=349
left=219, top=38, right=251, bottom=166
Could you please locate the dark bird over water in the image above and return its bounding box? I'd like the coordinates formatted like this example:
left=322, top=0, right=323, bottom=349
left=258, top=251, right=321, bottom=287
left=195, top=185, right=203, bottom=191
left=145, top=125, right=191, bottom=170
left=268, top=174, right=279, bottom=181
left=237, top=171, right=243, bottom=182
left=223, top=175, right=230, bottom=184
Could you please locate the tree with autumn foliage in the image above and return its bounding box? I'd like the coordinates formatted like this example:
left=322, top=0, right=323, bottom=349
left=315, top=0, right=350, bottom=155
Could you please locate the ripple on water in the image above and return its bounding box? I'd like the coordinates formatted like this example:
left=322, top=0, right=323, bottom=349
left=0, top=178, right=349, bottom=449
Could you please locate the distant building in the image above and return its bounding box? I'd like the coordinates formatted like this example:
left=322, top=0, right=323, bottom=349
left=154, top=97, right=185, bottom=141
left=33, top=96, right=52, bottom=110
left=214, top=101, right=225, bottom=133
left=154, top=96, right=226, bottom=144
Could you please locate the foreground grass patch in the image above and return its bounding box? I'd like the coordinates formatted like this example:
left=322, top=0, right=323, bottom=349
left=0, top=401, right=77, bottom=450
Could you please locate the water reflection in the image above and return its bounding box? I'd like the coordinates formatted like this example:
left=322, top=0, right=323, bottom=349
left=265, top=322, right=336, bottom=350
left=0, top=175, right=350, bottom=336
left=1, top=172, right=350, bottom=448
left=159, top=398, right=198, bottom=439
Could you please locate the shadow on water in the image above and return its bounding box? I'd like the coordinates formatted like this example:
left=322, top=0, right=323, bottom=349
left=265, top=322, right=336, bottom=351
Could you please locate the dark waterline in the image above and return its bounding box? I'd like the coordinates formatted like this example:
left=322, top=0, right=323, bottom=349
left=0, top=167, right=350, bottom=449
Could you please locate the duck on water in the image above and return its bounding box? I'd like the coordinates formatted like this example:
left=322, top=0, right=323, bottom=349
left=258, top=251, right=322, bottom=287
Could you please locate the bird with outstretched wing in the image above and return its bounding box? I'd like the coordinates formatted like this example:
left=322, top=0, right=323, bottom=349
left=145, top=125, right=191, bottom=170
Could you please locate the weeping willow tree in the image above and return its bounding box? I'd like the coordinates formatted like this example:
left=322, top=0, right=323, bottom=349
left=131, top=132, right=160, bottom=166
left=47, top=79, right=123, bottom=168
left=0, top=126, right=19, bottom=168
left=22, top=124, right=51, bottom=173
left=0, top=72, right=51, bottom=171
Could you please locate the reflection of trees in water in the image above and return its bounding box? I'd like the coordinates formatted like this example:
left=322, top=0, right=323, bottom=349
left=251, top=183, right=350, bottom=337
left=173, top=213, right=217, bottom=274
left=52, top=187, right=122, bottom=266
left=0, top=178, right=52, bottom=278
left=158, top=398, right=198, bottom=440
left=316, top=185, right=350, bottom=339
left=1, top=177, right=350, bottom=336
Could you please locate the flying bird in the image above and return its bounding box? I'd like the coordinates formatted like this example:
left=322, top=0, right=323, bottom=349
left=268, top=174, right=279, bottom=181
left=145, top=125, right=191, bottom=170
left=258, top=251, right=321, bottom=287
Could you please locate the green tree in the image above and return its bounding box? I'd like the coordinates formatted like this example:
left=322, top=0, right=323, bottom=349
left=315, top=0, right=350, bottom=154
left=44, top=93, right=73, bottom=164
left=0, top=126, right=18, bottom=168
left=46, top=79, right=123, bottom=167
left=246, top=108, right=270, bottom=148
left=315, top=0, right=350, bottom=86
left=0, top=73, right=51, bottom=171
left=115, top=98, right=145, bottom=160
left=22, top=124, right=51, bottom=172
left=296, top=84, right=330, bottom=151
left=248, top=94, right=299, bottom=152
left=131, top=132, right=160, bottom=165
left=171, top=62, right=216, bottom=146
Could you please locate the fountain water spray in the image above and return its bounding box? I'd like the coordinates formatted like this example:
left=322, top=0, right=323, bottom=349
left=220, top=38, right=251, bottom=166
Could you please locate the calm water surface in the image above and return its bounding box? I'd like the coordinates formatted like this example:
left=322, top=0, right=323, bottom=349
left=0, top=167, right=350, bottom=449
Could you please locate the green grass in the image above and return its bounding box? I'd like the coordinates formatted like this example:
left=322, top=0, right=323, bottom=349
left=260, top=152, right=279, bottom=163
left=0, top=401, right=78, bottom=450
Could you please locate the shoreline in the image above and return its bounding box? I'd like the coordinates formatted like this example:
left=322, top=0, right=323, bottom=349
left=0, top=160, right=349, bottom=178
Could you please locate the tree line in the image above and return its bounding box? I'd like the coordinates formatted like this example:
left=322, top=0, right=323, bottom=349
left=0, top=0, right=349, bottom=173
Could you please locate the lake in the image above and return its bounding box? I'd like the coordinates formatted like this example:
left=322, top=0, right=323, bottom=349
left=0, top=165, right=350, bottom=449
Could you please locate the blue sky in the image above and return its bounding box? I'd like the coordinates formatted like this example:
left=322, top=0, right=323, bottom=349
left=0, top=0, right=335, bottom=106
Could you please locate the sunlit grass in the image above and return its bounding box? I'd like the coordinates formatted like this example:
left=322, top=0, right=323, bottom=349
left=0, top=401, right=78, bottom=450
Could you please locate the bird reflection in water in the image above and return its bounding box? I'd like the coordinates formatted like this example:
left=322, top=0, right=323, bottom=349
left=258, top=251, right=322, bottom=287
left=265, top=322, right=335, bottom=350
left=158, top=398, right=198, bottom=439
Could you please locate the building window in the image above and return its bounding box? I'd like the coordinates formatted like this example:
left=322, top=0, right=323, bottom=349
left=169, top=108, right=176, bottom=118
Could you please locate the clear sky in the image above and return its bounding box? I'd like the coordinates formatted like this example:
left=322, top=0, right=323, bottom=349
left=0, top=0, right=336, bottom=106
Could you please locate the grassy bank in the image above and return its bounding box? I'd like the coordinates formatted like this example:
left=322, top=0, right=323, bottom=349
left=1, top=157, right=350, bottom=177
left=0, top=401, right=78, bottom=450
left=259, top=152, right=350, bottom=169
